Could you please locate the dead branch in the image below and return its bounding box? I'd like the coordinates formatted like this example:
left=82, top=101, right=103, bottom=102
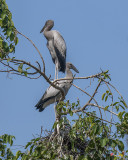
left=16, top=30, right=45, bottom=73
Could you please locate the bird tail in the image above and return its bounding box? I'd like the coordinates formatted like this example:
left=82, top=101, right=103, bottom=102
left=55, top=48, right=66, bottom=73
left=35, top=96, right=55, bottom=112
left=35, top=98, right=46, bottom=112
left=59, top=56, right=66, bottom=73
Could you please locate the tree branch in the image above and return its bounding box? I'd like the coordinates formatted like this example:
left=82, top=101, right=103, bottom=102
left=0, top=58, right=65, bottom=100
left=16, top=30, right=45, bottom=73
left=82, top=80, right=102, bottom=110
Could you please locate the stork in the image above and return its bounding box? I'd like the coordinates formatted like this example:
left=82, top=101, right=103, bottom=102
left=40, top=20, right=66, bottom=79
left=35, top=62, right=79, bottom=112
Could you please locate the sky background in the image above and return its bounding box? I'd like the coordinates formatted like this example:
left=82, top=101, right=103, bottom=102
left=1, top=0, right=128, bottom=152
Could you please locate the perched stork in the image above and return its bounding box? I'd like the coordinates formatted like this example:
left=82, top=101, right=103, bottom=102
left=40, top=20, right=66, bottom=79
left=35, top=62, right=79, bottom=112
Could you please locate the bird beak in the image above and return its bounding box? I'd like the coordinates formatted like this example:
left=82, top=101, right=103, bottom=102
left=71, top=64, right=79, bottom=73
left=40, top=25, right=45, bottom=33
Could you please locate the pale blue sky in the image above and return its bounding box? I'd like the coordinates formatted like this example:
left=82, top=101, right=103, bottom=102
left=1, top=0, right=128, bottom=151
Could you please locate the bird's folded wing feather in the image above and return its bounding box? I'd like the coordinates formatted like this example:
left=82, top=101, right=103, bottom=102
left=42, top=81, right=65, bottom=100
left=53, top=31, right=66, bottom=57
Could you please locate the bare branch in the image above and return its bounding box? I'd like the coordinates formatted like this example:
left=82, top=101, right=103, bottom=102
left=88, top=103, right=118, bottom=116
left=53, top=72, right=106, bottom=83
left=72, top=83, right=98, bottom=106
left=16, top=30, right=45, bottom=73
left=82, top=80, right=102, bottom=110
left=0, top=58, right=65, bottom=100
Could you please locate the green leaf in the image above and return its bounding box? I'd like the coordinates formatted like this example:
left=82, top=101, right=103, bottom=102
left=2, top=41, right=8, bottom=48
left=25, top=142, right=32, bottom=149
left=70, top=155, right=74, bottom=160
left=104, top=105, right=109, bottom=111
left=8, top=13, right=12, bottom=20
left=102, top=93, right=106, bottom=100
left=62, top=107, right=66, bottom=112
left=113, top=102, right=119, bottom=106
left=0, top=37, right=3, bottom=42
left=18, top=67, right=22, bottom=73
left=7, top=28, right=12, bottom=37
left=109, top=92, right=112, bottom=96
left=106, top=90, right=109, bottom=94
left=52, top=121, right=57, bottom=129
left=91, top=123, right=97, bottom=135
left=7, top=58, right=11, bottom=62
left=24, top=71, right=27, bottom=77
left=16, top=150, right=21, bottom=159
left=115, top=105, right=119, bottom=112
left=104, top=70, right=109, bottom=74
left=104, top=125, right=109, bottom=132
left=8, top=135, right=13, bottom=146
left=111, top=140, right=117, bottom=148
left=14, top=37, right=18, bottom=45
left=100, top=138, right=108, bottom=147
left=121, top=100, right=127, bottom=108
left=69, top=109, right=73, bottom=116
left=18, top=63, right=23, bottom=73
left=26, top=67, right=31, bottom=70
left=10, top=33, right=14, bottom=41
left=117, top=140, right=124, bottom=151
left=98, top=126, right=103, bottom=134
left=1, top=12, right=6, bottom=20
left=19, top=63, right=23, bottom=69
left=30, top=145, right=34, bottom=154
left=0, top=19, right=2, bottom=26
left=1, top=149, right=5, bottom=157
left=105, top=95, right=108, bottom=102
left=119, top=104, right=125, bottom=110
left=118, top=111, right=125, bottom=120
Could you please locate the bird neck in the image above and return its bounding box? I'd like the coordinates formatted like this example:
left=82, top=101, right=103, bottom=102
left=66, top=69, right=73, bottom=79
left=43, top=30, right=53, bottom=40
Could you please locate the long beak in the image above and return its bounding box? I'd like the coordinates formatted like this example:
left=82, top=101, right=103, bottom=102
left=71, top=64, right=79, bottom=73
left=40, top=25, right=45, bottom=33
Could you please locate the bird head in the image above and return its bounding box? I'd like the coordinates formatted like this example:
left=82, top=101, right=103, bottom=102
left=66, top=62, right=79, bottom=73
left=40, top=20, right=54, bottom=33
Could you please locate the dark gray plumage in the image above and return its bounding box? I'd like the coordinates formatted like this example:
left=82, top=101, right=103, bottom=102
left=35, top=62, right=79, bottom=112
left=40, top=20, right=66, bottom=78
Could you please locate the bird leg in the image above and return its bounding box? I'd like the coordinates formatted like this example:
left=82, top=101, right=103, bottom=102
left=55, top=65, right=59, bottom=80
left=54, top=102, right=60, bottom=135
left=55, top=66, right=57, bottom=80
left=57, top=67, right=58, bottom=80
left=54, top=102, right=57, bottom=120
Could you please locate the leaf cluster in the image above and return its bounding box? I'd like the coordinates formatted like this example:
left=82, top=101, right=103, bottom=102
left=0, top=134, right=15, bottom=160
left=0, top=0, right=18, bottom=58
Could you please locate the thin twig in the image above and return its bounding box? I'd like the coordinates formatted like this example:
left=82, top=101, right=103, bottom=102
left=82, top=111, right=116, bottom=125
left=82, top=80, right=102, bottom=110
left=53, top=72, right=105, bottom=83
left=17, top=30, right=45, bottom=73
left=88, top=103, right=118, bottom=116
left=101, top=78, right=125, bottom=104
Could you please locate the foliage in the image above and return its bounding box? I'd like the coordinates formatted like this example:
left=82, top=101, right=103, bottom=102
left=0, top=0, right=18, bottom=58
left=1, top=97, right=128, bottom=160
left=0, top=134, right=15, bottom=160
